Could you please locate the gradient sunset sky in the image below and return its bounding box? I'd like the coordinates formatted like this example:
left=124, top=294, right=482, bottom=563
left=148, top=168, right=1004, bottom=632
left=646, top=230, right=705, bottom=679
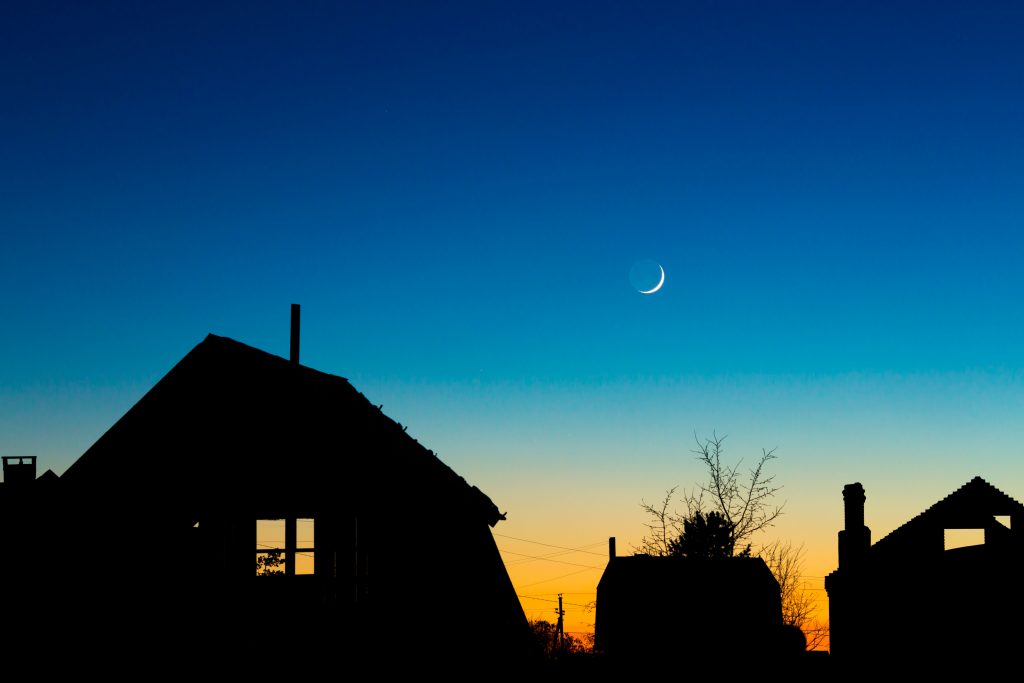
left=5, top=2, right=1024, bottom=637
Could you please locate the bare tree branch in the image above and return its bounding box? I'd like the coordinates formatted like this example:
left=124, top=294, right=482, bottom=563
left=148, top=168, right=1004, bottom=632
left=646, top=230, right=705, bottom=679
left=637, top=432, right=828, bottom=650
left=686, top=433, right=784, bottom=553
left=757, top=540, right=828, bottom=650
left=637, top=486, right=684, bottom=556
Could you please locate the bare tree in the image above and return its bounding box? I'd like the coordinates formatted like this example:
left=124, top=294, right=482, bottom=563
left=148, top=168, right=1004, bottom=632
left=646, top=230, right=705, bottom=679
left=637, top=486, right=683, bottom=556
left=684, top=432, right=783, bottom=553
left=638, top=432, right=783, bottom=556
left=638, top=433, right=828, bottom=648
left=757, top=540, right=828, bottom=650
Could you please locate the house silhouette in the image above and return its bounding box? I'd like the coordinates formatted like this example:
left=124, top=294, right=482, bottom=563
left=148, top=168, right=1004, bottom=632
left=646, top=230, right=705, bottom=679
left=594, top=538, right=798, bottom=661
left=825, top=477, right=1024, bottom=663
left=1, top=322, right=533, bottom=665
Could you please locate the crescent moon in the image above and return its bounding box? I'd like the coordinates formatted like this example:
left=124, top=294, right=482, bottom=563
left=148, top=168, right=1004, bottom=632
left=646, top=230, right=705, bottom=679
left=639, top=264, right=665, bottom=294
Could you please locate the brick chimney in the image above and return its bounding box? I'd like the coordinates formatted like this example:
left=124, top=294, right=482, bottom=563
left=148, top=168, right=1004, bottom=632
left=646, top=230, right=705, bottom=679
left=838, top=482, right=871, bottom=571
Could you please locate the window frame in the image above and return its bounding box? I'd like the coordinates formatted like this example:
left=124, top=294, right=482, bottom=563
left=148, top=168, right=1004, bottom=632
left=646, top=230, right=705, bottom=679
left=256, top=517, right=315, bottom=576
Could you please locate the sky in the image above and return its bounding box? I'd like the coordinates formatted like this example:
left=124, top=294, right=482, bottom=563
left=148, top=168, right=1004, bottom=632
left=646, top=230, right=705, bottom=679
left=4, top=1, right=1024, bottom=640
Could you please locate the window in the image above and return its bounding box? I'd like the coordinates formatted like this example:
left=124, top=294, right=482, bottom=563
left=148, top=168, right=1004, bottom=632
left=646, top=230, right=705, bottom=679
left=944, top=528, right=984, bottom=551
left=296, top=518, right=315, bottom=575
left=256, top=518, right=315, bottom=575
left=256, top=519, right=286, bottom=575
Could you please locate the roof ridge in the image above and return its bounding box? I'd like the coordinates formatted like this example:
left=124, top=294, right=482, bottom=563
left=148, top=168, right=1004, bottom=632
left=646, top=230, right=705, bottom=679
left=872, top=476, right=1024, bottom=547
left=59, top=332, right=505, bottom=526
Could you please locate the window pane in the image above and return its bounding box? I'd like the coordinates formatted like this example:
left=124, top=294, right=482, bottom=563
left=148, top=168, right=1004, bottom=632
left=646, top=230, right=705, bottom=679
left=256, top=519, right=287, bottom=576
left=257, top=519, right=286, bottom=550
left=297, top=518, right=315, bottom=548
left=256, top=550, right=285, bottom=576
left=297, top=518, right=315, bottom=575
left=295, top=551, right=315, bottom=575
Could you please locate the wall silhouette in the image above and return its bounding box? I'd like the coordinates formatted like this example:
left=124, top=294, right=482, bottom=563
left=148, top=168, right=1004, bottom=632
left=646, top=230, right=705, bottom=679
left=0, top=332, right=535, bottom=666
left=595, top=539, right=804, bottom=663
left=826, top=477, right=1024, bottom=664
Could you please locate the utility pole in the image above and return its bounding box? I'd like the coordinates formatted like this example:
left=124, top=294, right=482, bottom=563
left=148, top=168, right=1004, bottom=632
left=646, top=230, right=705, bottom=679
left=555, top=593, right=565, bottom=651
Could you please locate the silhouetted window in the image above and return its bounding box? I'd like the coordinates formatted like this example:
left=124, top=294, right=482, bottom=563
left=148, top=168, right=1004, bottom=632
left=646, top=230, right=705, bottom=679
left=256, top=518, right=315, bottom=575
left=256, top=519, right=286, bottom=575
left=296, top=518, right=315, bottom=575
left=945, top=528, right=984, bottom=550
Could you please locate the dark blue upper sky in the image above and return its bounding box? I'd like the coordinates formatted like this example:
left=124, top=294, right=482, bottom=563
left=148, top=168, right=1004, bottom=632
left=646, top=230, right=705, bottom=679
left=4, top=2, right=1024, bottom=471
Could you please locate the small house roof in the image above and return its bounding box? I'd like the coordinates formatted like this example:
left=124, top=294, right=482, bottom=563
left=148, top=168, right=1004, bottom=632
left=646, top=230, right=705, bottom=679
left=598, top=554, right=780, bottom=593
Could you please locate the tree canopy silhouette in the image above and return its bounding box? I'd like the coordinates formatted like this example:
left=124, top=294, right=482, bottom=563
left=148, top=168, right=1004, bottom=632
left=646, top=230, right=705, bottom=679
left=529, top=620, right=591, bottom=658
left=256, top=550, right=284, bottom=576
left=667, top=510, right=748, bottom=559
left=639, top=432, right=782, bottom=557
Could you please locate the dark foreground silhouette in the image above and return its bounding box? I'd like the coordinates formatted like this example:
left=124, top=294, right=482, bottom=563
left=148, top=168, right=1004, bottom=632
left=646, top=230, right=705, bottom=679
left=827, top=478, right=1024, bottom=667
left=5, top=309, right=1020, bottom=671
left=595, top=537, right=809, bottom=665
left=0, top=309, right=536, bottom=668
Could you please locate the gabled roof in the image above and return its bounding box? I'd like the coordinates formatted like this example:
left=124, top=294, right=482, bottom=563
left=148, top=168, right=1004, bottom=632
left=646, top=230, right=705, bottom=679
left=871, top=476, right=1024, bottom=552
left=60, top=334, right=504, bottom=526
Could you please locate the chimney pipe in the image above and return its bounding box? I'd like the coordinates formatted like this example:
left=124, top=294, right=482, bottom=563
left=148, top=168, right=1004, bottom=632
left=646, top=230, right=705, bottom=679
left=609, top=536, right=616, bottom=561
left=838, top=482, right=871, bottom=571
left=290, top=304, right=300, bottom=364
left=843, top=483, right=866, bottom=531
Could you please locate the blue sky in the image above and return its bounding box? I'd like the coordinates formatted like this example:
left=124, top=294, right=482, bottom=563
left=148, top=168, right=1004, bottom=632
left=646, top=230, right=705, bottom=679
left=4, top=2, right=1024, bottom=630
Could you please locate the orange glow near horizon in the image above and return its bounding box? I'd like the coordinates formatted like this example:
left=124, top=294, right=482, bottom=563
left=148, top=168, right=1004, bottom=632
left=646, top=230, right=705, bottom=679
left=497, top=530, right=833, bottom=651
left=496, top=533, right=605, bottom=639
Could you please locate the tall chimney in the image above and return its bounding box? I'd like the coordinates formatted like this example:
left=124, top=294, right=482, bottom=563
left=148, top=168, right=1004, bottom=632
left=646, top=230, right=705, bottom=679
left=838, top=482, right=871, bottom=571
left=290, top=304, right=300, bottom=364
left=608, top=536, right=616, bottom=561
left=843, top=483, right=866, bottom=531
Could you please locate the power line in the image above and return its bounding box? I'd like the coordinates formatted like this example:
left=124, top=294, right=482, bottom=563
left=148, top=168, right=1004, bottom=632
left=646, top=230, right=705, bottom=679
left=493, top=533, right=608, bottom=557
left=498, top=549, right=605, bottom=570
left=505, top=545, right=607, bottom=566
left=517, top=566, right=602, bottom=588
left=517, top=595, right=593, bottom=609
left=504, top=546, right=600, bottom=567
